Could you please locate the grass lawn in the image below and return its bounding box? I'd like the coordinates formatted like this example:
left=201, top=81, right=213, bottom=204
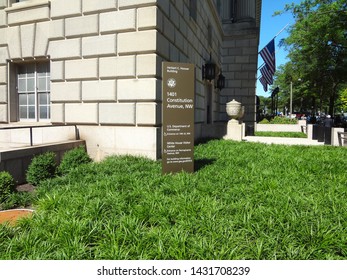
left=0, top=140, right=346, bottom=260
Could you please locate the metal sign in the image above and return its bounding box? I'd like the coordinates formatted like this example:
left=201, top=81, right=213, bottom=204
left=162, top=62, right=195, bottom=174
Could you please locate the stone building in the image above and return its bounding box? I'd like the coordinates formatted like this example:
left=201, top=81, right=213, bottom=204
left=0, top=0, right=261, bottom=160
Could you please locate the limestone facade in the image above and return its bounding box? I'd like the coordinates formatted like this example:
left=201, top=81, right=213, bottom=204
left=0, top=0, right=261, bottom=160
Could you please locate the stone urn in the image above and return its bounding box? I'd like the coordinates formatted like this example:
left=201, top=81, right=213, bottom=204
left=226, top=99, right=242, bottom=124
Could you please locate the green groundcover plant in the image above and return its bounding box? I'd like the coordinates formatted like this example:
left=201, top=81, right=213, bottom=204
left=0, top=140, right=346, bottom=260
left=0, top=171, right=35, bottom=211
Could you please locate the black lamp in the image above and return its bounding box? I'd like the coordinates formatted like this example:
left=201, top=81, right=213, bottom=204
left=202, top=54, right=216, bottom=81
left=216, top=71, right=225, bottom=91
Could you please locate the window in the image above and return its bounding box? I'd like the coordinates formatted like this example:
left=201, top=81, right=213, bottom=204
left=189, top=0, right=197, bottom=21
left=9, top=0, right=27, bottom=7
left=216, top=0, right=222, bottom=15
left=17, top=62, right=50, bottom=121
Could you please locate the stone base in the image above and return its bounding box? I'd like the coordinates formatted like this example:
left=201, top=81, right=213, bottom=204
left=224, top=121, right=244, bottom=141
left=331, top=127, right=345, bottom=146
left=77, top=126, right=160, bottom=161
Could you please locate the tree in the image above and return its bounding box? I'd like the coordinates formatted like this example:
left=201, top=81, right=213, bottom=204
left=257, top=95, right=272, bottom=115
left=272, top=62, right=313, bottom=114
left=276, top=0, right=347, bottom=115
left=339, top=87, right=347, bottom=112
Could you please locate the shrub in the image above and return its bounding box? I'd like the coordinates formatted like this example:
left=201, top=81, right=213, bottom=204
left=259, top=118, right=270, bottom=124
left=259, top=116, right=298, bottom=125
left=58, top=146, right=92, bottom=175
left=26, top=152, right=57, bottom=186
left=0, top=171, right=15, bottom=203
left=271, top=116, right=298, bottom=124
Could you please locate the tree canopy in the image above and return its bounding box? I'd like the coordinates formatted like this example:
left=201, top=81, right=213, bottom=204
left=273, top=0, right=347, bottom=115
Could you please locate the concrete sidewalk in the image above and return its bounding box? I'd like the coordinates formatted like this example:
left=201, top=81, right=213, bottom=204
left=243, top=136, right=324, bottom=146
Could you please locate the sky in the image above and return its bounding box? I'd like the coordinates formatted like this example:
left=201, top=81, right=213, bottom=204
left=257, top=0, right=302, bottom=97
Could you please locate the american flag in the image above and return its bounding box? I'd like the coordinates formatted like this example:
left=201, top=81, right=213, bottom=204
left=260, top=64, right=273, bottom=85
left=259, top=76, right=268, bottom=92
left=259, top=39, right=276, bottom=74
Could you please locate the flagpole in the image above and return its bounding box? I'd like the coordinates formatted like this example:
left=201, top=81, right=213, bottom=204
left=258, top=23, right=289, bottom=54
left=274, top=23, right=289, bottom=39
left=257, top=23, right=289, bottom=91
left=257, top=23, right=289, bottom=71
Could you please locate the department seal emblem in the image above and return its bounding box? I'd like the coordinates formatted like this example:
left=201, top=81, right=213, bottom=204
left=167, top=78, right=177, bottom=88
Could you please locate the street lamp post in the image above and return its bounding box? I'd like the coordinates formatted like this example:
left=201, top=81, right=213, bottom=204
left=290, top=81, right=293, bottom=118
left=289, top=79, right=301, bottom=118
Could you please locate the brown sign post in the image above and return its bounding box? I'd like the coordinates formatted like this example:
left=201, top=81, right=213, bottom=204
left=162, top=62, right=195, bottom=174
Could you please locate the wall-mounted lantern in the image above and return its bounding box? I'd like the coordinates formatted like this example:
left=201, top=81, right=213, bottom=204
left=202, top=54, right=216, bottom=81
left=216, top=71, right=225, bottom=91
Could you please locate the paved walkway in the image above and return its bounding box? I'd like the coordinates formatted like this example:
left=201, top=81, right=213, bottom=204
left=243, top=136, right=324, bottom=146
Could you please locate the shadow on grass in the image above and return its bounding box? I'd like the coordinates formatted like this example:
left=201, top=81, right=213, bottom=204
left=194, top=137, right=219, bottom=145
left=194, top=158, right=216, bottom=172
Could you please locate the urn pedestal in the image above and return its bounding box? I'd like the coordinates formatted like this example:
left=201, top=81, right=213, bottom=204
left=224, top=99, right=245, bottom=141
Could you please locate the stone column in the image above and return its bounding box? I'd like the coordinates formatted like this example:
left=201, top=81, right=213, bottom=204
left=220, top=0, right=233, bottom=22
left=236, top=0, right=255, bottom=22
